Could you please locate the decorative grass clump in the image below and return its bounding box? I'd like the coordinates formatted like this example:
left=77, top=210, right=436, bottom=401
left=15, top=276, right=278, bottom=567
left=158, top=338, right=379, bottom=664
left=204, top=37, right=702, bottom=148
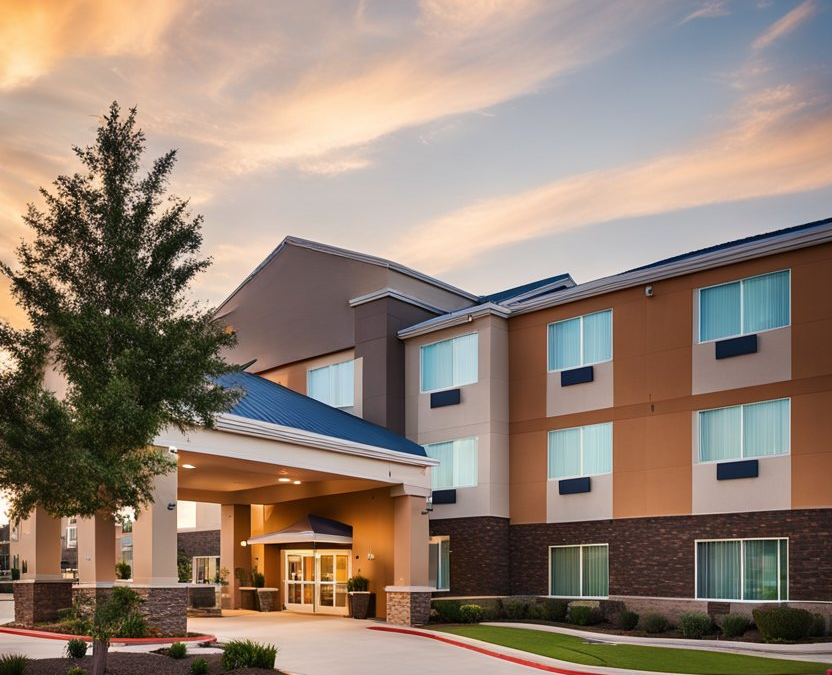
left=679, top=612, right=713, bottom=639
left=65, top=638, right=89, bottom=659
left=190, top=657, right=209, bottom=675
left=720, top=614, right=751, bottom=639
left=167, top=642, right=188, bottom=659
left=221, top=639, right=278, bottom=671
left=0, top=654, right=29, bottom=675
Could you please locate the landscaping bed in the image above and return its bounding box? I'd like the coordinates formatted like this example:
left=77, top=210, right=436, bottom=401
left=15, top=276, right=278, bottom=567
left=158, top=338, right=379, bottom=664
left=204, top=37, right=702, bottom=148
left=15, top=653, right=285, bottom=675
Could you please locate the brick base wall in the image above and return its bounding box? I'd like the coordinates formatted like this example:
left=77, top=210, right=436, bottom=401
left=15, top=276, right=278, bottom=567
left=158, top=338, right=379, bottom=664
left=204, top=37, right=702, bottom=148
left=13, top=580, right=74, bottom=626
left=177, top=530, right=220, bottom=558
left=510, top=508, right=832, bottom=601
left=386, top=591, right=431, bottom=625
left=430, top=516, right=510, bottom=596
left=73, top=585, right=188, bottom=636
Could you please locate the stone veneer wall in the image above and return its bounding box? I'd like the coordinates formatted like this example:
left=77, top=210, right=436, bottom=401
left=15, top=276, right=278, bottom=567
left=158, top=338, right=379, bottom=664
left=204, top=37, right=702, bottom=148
left=73, top=585, right=188, bottom=636
left=430, top=516, right=510, bottom=596
left=177, top=530, right=220, bottom=558
left=386, top=591, right=431, bottom=625
left=13, top=581, right=74, bottom=625
left=510, top=508, right=832, bottom=601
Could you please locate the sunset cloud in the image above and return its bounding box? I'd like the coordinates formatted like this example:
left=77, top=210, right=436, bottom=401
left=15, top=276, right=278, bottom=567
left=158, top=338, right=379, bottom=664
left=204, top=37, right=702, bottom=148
left=752, top=0, right=817, bottom=52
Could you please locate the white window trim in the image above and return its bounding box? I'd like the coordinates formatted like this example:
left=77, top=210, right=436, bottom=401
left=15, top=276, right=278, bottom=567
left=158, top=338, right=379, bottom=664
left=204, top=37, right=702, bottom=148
left=697, top=397, right=790, bottom=464
left=547, top=309, right=613, bottom=373
left=424, top=436, right=478, bottom=490
left=697, top=269, right=791, bottom=344
left=694, top=537, right=788, bottom=602
left=547, top=423, right=613, bottom=480
left=66, top=525, right=77, bottom=548
left=429, top=535, right=450, bottom=592
left=548, top=543, right=609, bottom=599
left=419, top=332, right=479, bottom=394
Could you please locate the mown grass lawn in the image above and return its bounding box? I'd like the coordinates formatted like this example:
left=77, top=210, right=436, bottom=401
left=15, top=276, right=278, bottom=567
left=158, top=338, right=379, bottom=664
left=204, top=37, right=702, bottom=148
left=435, top=625, right=830, bottom=675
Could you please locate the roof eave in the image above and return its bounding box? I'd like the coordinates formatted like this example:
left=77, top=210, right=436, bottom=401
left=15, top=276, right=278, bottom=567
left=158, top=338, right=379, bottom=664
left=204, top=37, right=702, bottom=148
left=398, top=302, right=511, bottom=340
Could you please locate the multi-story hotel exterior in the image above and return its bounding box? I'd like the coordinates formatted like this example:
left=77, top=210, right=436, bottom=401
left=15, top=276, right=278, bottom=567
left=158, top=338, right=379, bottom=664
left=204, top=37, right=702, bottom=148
left=10, top=217, right=832, bottom=628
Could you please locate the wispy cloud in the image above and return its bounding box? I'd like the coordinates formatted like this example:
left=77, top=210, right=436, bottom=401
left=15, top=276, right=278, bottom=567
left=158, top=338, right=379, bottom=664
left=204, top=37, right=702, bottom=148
left=679, top=1, right=731, bottom=26
left=752, top=0, right=817, bottom=52
left=390, top=84, right=832, bottom=274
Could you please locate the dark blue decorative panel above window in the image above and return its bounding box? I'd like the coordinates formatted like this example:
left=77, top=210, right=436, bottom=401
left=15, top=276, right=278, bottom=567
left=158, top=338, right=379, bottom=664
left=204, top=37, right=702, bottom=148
left=432, top=489, right=457, bottom=504
left=715, top=334, right=758, bottom=360
left=559, top=476, right=591, bottom=495
left=716, top=459, right=759, bottom=480
left=430, top=388, right=461, bottom=408
left=560, top=365, right=594, bottom=387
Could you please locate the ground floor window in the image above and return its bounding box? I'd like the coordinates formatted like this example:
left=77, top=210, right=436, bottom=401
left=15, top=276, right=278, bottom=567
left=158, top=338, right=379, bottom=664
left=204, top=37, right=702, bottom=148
left=429, top=536, right=450, bottom=591
left=550, top=544, right=608, bottom=598
left=696, top=538, right=788, bottom=601
left=193, top=555, right=221, bottom=584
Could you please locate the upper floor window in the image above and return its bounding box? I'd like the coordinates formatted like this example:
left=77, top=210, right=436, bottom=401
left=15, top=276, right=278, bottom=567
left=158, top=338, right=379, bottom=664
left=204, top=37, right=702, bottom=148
left=420, top=333, right=478, bottom=393
left=548, top=310, right=612, bottom=372
left=699, top=398, right=789, bottom=463
left=697, top=538, right=787, bottom=601
left=548, top=422, right=612, bottom=480
left=424, top=437, right=478, bottom=490
left=698, top=270, right=790, bottom=343
left=550, top=544, right=609, bottom=598
left=308, top=359, right=355, bottom=409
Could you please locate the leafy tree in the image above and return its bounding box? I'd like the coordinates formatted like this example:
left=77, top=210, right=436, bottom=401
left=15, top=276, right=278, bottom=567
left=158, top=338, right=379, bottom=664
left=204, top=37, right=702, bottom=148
left=0, top=102, right=239, bottom=520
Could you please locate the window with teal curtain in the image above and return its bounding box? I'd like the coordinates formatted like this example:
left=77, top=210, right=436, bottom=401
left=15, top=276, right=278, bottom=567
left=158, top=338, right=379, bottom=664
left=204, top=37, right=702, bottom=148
left=699, top=399, right=789, bottom=462
left=548, top=423, right=612, bottom=479
left=424, top=437, right=478, bottom=489
left=550, top=545, right=608, bottom=597
left=548, top=310, right=612, bottom=371
left=308, top=359, right=354, bottom=408
left=420, top=333, right=478, bottom=391
left=697, top=539, right=787, bottom=600
left=699, top=270, right=789, bottom=342
left=429, top=537, right=450, bottom=591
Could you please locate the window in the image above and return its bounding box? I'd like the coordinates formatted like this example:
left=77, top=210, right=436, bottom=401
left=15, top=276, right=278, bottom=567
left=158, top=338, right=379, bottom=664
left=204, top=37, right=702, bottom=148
left=193, top=556, right=221, bottom=584
left=550, top=544, right=608, bottom=598
left=308, top=359, right=355, bottom=409
left=420, top=333, right=478, bottom=392
left=429, top=536, right=450, bottom=591
left=66, top=524, right=77, bottom=548
left=424, top=437, right=478, bottom=489
left=697, top=539, right=788, bottom=601
left=548, top=422, right=612, bottom=480
left=699, top=398, right=789, bottom=462
left=699, top=270, right=790, bottom=342
left=548, top=309, right=612, bottom=371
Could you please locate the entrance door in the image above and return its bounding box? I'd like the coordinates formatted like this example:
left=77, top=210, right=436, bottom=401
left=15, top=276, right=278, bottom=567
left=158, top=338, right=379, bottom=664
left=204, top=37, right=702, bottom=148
left=284, top=550, right=351, bottom=615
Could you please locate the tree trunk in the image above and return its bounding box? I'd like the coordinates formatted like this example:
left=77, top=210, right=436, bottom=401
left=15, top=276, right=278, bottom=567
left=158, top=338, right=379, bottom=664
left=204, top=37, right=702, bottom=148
left=92, top=639, right=109, bottom=675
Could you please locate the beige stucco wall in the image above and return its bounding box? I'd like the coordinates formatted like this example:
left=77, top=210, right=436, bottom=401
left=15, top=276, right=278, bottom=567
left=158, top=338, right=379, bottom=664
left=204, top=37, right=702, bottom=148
left=546, top=360, right=614, bottom=417
left=404, top=315, right=510, bottom=519
left=547, top=472, right=613, bottom=523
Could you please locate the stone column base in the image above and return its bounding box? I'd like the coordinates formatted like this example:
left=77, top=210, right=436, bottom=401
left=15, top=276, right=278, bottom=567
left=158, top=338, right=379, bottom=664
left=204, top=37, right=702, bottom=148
left=73, top=584, right=188, bottom=636
left=384, top=586, right=432, bottom=625
left=13, top=580, right=74, bottom=626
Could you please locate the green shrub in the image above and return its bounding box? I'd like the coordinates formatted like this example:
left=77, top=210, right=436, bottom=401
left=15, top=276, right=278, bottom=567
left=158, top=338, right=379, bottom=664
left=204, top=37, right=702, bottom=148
left=568, top=605, right=602, bottom=626
left=504, top=599, right=528, bottom=620
left=115, top=562, right=131, bottom=580
left=190, top=657, right=209, bottom=675
left=809, top=613, right=827, bottom=638
left=753, top=607, right=813, bottom=642
left=614, top=610, right=639, bottom=630
left=459, top=604, right=484, bottom=624
left=527, top=603, right=547, bottom=620
left=431, top=600, right=463, bottom=623
left=115, top=611, right=148, bottom=638
left=252, top=571, right=266, bottom=588
left=642, top=613, right=670, bottom=634
left=0, top=654, right=29, bottom=675
left=65, top=639, right=88, bottom=658
left=66, top=666, right=88, bottom=675
left=720, top=614, right=751, bottom=638
left=346, top=574, right=369, bottom=592
left=540, top=599, right=568, bottom=622
left=679, top=612, right=713, bottom=639
left=10, top=568, right=20, bottom=581
left=167, top=642, right=187, bottom=659
left=221, top=639, right=278, bottom=670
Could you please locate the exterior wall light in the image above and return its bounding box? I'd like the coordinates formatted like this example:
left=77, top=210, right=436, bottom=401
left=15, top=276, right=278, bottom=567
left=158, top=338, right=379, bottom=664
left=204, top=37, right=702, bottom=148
left=182, top=464, right=196, bottom=469
left=240, top=540, right=247, bottom=547
left=292, top=480, right=302, bottom=485
left=278, top=478, right=291, bottom=483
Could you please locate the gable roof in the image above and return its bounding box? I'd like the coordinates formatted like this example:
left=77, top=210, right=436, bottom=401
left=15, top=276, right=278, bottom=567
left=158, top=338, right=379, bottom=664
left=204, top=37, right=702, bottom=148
left=215, top=370, right=427, bottom=458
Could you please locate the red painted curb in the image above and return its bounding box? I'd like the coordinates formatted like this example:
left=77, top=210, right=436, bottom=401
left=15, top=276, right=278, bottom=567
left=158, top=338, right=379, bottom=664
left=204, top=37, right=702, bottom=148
left=0, top=626, right=216, bottom=645
left=368, top=626, right=599, bottom=675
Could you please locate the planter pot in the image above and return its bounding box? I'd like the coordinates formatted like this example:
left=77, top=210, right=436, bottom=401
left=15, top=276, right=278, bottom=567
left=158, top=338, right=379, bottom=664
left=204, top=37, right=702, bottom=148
left=239, top=587, right=258, bottom=610
left=256, top=588, right=279, bottom=612
left=349, top=591, right=375, bottom=619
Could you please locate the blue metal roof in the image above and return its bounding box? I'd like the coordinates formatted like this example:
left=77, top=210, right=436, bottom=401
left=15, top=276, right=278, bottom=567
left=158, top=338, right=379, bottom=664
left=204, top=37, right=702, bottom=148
left=481, top=273, right=572, bottom=304
left=625, top=217, right=832, bottom=274
left=214, top=371, right=427, bottom=458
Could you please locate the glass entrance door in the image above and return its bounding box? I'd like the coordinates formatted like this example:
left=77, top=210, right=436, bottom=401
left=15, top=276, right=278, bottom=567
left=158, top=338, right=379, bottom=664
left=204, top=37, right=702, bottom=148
left=284, top=550, right=351, bottom=615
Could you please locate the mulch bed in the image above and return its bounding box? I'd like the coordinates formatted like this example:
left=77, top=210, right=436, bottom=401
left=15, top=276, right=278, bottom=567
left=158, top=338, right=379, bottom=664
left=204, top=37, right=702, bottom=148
left=22, top=653, right=286, bottom=675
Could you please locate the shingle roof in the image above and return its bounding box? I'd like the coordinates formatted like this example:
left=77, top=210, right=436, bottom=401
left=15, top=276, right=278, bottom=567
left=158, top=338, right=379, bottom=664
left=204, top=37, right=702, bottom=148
left=481, top=273, right=573, bottom=304
left=625, top=217, right=832, bottom=274
left=214, top=371, right=427, bottom=457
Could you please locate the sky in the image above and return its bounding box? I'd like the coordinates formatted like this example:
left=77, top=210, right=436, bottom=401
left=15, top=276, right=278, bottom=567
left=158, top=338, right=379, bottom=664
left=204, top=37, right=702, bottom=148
left=0, top=0, right=831, bottom=521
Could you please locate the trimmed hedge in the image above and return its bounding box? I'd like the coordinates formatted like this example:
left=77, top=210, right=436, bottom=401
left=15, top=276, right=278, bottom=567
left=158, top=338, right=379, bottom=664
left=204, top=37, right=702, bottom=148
left=432, top=600, right=463, bottom=623
left=568, top=605, right=602, bottom=626
left=459, top=604, right=484, bottom=624
left=752, top=607, right=813, bottom=642
left=641, top=613, right=670, bottom=634
left=679, top=612, right=713, bottom=639
left=614, top=610, right=640, bottom=631
left=720, top=614, right=750, bottom=638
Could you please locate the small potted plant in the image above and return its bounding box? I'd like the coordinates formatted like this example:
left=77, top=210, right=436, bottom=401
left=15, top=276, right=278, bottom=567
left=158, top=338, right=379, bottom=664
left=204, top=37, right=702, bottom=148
left=347, top=573, right=374, bottom=619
